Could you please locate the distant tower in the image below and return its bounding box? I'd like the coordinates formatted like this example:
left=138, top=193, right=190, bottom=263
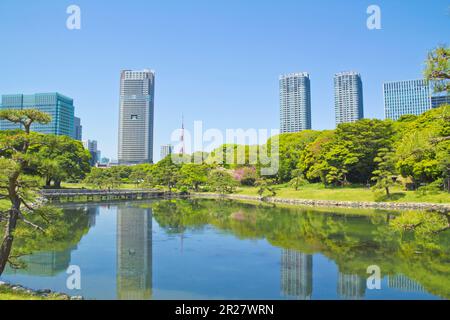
left=180, top=115, right=185, bottom=155
left=279, top=72, right=312, bottom=133
left=334, top=72, right=364, bottom=125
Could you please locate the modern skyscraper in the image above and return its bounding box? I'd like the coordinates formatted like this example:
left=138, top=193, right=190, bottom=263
left=74, top=116, right=82, bottom=141
left=83, top=139, right=100, bottom=166
left=334, top=72, right=364, bottom=125
left=118, top=69, right=155, bottom=165
left=279, top=72, right=312, bottom=133
left=431, top=94, right=450, bottom=109
left=0, top=93, right=75, bottom=138
left=383, top=79, right=432, bottom=120
left=160, top=144, right=174, bottom=160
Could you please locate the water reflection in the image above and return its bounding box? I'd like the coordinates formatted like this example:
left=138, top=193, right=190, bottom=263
left=337, top=273, right=366, bottom=300
left=0, top=199, right=448, bottom=300
left=116, top=207, right=152, bottom=300
left=281, top=250, right=313, bottom=300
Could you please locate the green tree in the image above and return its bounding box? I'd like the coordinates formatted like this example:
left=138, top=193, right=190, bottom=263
left=289, top=169, right=307, bottom=191
left=256, top=178, right=277, bottom=198
left=0, top=109, right=51, bottom=275
left=152, top=157, right=181, bottom=190
left=178, top=164, right=209, bottom=191
left=208, top=169, right=237, bottom=194
left=28, top=134, right=91, bottom=188
left=371, top=148, right=396, bottom=196
left=425, top=46, right=450, bottom=93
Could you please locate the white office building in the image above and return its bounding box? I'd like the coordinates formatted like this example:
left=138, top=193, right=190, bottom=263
left=118, top=69, right=155, bottom=164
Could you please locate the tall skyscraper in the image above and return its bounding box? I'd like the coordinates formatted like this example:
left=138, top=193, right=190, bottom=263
left=334, top=72, right=364, bottom=125
left=118, top=69, right=155, bottom=165
left=83, top=139, right=100, bottom=166
left=160, top=144, right=174, bottom=160
left=279, top=72, right=312, bottom=133
left=0, top=93, right=75, bottom=138
left=383, top=79, right=432, bottom=120
left=431, top=94, right=450, bottom=109
left=74, top=116, right=82, bottom=141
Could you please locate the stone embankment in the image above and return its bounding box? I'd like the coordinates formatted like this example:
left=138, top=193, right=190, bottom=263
left=0, top=281, right=83, bottom=300
left=193, top=193, right=450, bottom=212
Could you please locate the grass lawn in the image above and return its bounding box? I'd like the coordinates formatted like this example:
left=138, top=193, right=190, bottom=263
left=236, top=183, right=450, bottom=204
left=0, top=286, right=66, bottom=300
left=56, top=182, right=450, bottom=204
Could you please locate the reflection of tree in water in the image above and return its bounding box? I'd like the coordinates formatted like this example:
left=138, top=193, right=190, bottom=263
left=5, top=249, right=73, bottom=277
left=116, top=206, right=152, bottom=300
left=151, top=199, right=450, bottom=299
left=3, top=206, right=93, bottom=276
left=281, top=249, right=313, bottom=300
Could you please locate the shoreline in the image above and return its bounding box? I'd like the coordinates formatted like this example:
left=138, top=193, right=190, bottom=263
left=191, top=193, right=450, bottom=212
left=0, top=281, right=83, bottom=300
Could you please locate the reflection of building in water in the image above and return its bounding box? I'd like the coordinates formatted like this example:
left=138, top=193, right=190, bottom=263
left=281, top=249, right=313, bottom=300
left=5, top=250, right=72, bottom=277
left=388, top=274, right=425, bottom=293
left=86, top=206, right=100, bottom=228
left=337, top=272, right=366, bottom=300
left=117, top=207, right=153, bottom=300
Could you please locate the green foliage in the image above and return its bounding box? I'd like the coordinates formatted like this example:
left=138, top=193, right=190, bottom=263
left=178, top=163, right=209, bottom=191
left=208, top=169, right=238, bottom=194
left=371, top=148, right=396, bottom=196
left=27, top=134, right=91, bottom=187
left=424, top=46, right=450, bottom=93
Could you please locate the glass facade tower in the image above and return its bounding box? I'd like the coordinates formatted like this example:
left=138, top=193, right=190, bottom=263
left=383, top=79, right=432, bottom=120
left=0, top=93, right=75, bottom=138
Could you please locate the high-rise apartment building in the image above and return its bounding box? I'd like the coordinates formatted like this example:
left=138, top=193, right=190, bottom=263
left=383, top=79, right=432, bottom=120
left=118, top=69, right=155, bottom=165
left=74, top=116, right=82, bottom=141
left=279, top=73, right=312, bottom=133
left=334, top=72, right=364, bottom=125
left=160, top=144, right=174, bottom=160
left=0, top=93, right=75, bottom=138
left=83, top=139, right=100, bottom=166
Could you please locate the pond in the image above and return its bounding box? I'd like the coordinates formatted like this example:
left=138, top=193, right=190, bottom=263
left=1, top=199, right=449, bottom=300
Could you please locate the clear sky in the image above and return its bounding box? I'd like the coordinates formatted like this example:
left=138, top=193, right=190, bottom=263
left=0, top=0, right=448, bottom=160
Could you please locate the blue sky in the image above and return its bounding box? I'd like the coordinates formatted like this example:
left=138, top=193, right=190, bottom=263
left=0, top=0, right=448, bottom=160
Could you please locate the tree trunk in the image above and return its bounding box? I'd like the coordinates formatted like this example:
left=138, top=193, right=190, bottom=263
left=0, top=200, right=20, bottom=276
left=385, top=187, right=390, bottom=197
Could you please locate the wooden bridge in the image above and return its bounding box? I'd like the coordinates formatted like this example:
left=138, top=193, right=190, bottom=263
left=40, top=189, right=170, bottom=202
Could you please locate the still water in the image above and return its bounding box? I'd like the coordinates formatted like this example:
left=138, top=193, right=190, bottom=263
left=1, top=199, right=449, bottom=300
